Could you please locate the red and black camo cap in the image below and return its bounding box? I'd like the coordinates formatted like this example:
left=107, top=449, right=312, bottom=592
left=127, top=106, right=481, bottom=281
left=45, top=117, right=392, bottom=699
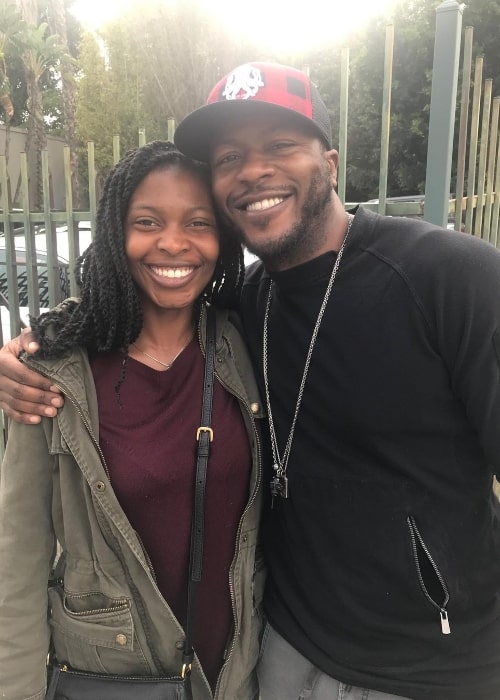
left=174, top=62, right=332, bottom=162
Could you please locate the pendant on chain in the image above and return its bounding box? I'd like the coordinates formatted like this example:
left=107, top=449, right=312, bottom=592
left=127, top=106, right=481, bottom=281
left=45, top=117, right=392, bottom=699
left=270, top=463, right=289, bottom=507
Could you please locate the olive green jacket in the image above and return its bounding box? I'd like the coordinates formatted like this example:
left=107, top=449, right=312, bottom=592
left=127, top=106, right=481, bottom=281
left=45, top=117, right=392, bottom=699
left=0, top=307, right=266, bottom=700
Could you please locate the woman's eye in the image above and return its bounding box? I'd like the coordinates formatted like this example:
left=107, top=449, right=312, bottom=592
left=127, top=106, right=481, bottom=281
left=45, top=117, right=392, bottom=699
left=135, top=218, right=156, bottom=227
left=189, top=220, right=215, bottom=228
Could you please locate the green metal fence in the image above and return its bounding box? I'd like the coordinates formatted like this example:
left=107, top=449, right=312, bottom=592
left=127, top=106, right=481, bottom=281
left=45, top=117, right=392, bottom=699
left=0, top=146, right=96, bottom=344
left=0, top=14, right=499, bottom=345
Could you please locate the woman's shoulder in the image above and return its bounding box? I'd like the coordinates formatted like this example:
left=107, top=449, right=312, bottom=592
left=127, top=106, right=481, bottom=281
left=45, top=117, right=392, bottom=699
left=24, top=345, right=93, bottom=402
left=207, top=307, right=262, bottom=405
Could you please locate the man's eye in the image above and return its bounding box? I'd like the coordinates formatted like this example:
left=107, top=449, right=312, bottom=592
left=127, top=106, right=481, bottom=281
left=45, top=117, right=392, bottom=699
left=272, top=141, right=294, bottom=150
left=215, top=153, right=241, bottom=167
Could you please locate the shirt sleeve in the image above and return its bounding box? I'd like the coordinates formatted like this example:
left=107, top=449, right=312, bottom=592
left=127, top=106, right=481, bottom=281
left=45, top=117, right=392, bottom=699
left=0, top=420, right=56, bottom=699
left=425, top=233, right=500, bottom=477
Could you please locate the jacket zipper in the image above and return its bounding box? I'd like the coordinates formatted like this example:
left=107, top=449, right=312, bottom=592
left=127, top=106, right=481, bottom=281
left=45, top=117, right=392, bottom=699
left=135, top=531, right=159, bottom=586
left=57, top=664, right=182, bottom=681
left=63, top=598, right=129, bottom=617
left=407, top=515, right=451, bottom=635
left=214, top=394, right=262, bottom=699
left=197, top=319, right=263, bottom=699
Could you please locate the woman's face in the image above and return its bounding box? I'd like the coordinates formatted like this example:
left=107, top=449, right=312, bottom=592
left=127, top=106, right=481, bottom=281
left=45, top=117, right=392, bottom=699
left=125, top=165, right=220, bottom=316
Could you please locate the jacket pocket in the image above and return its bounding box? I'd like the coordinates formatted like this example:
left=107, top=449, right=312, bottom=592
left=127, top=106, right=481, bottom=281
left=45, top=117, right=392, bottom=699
left=407, top=515, right=451, bottom=635
left=48, top=586, right=151, bottom=675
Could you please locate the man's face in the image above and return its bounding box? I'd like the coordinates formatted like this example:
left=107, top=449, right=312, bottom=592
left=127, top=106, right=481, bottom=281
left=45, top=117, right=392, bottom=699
left=209, top=111, right=339, bottom=270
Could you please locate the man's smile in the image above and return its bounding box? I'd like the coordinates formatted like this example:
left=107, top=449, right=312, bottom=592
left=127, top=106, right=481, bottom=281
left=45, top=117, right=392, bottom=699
left=245, top=197, right=287, bottom=212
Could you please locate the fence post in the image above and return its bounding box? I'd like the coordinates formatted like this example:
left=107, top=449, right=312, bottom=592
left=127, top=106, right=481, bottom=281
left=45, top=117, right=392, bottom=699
left=0, top=156, right=21, bottom=337
left=465, top=57, right=484, bottom=233
left=454, top=26, right=473, bottom=231
left=113, top=135, right=120, bottom=165
left=424, top=0, right=465, bottom=227
left=88, top=141, right=96, bottom=237
left=338, top=48, right=349, bottom=207
left=168, top=118, right=176, bottom=142
left=42, top=150, right=58, bottom=309
left=378, top=24, right=394, bottom=216
left=474, top=80, right=493, bottom=238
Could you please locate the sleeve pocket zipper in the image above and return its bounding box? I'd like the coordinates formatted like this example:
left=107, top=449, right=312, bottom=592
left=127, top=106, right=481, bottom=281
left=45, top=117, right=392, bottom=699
left=407, top=515, right=451, bottom=635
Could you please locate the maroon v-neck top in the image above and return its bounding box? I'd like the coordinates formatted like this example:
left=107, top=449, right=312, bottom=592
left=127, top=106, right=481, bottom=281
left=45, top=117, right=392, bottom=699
left=90, top=340, right=251, bottom=688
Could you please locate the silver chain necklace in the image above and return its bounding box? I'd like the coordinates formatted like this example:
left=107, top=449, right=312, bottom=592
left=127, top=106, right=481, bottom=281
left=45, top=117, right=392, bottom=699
left=131, top=340, right=190, bottom=369
left=263, top=213, right=354, bottom=505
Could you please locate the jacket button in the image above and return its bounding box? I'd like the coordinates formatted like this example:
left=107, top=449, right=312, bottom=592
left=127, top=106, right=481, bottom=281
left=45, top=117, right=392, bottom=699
left=95, top=481, right=106, bottom=492
left=175, top=639, right=185, bottom=650
left=217, top=357, right=223, bottom=363
left=115, top=633, right=127, bottom=646
left=250, top=402, right=260, bottom=414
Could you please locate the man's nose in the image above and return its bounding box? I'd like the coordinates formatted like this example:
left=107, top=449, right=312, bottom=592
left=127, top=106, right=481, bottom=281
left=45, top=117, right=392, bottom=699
left=237, top=150, right=275, bottom=184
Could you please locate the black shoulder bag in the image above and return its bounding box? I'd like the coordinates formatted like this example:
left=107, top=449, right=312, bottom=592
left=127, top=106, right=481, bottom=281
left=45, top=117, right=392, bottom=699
left=45, top=308, right=217, bottom=700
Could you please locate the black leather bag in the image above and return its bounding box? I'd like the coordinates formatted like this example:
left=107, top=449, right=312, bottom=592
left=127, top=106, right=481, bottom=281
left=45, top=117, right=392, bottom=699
left=45, top=664, right=192, bottom=700
left=44, top=308, right=216, bottom=700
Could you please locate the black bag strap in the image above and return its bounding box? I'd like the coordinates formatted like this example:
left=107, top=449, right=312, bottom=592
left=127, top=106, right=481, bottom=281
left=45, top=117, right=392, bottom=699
left=182, top=305, right=217, bottom=677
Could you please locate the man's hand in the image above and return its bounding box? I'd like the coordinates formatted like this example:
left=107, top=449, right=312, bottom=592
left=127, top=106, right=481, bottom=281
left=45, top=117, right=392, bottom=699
left=0, top=328, right=64, bottom=424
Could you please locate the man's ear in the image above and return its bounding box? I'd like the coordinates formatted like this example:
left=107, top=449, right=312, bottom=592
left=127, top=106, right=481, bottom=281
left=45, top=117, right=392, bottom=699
left=324, top=149, right=339, bottom=189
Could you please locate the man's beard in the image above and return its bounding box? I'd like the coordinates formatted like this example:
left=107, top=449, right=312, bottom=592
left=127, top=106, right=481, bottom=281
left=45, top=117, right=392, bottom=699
left=224, top=168, right=333, bottom=270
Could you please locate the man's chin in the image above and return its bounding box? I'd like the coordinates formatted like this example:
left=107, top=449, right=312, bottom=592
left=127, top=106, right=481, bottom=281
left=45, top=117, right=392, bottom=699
left=226, top=217, right=307, bottom=268
left=241, top=233, right=284, bottom=261
left=225, top=222, right=273, bottom=259
left=244, top=233, right=308, bottom=271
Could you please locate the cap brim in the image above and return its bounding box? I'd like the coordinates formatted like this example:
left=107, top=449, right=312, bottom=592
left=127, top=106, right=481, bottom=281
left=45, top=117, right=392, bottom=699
left=174, top=100, right=326, bottom=163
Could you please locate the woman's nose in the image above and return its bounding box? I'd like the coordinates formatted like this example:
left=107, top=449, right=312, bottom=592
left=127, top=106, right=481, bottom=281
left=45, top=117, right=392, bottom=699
left=156, top=225, right=189, bottom=253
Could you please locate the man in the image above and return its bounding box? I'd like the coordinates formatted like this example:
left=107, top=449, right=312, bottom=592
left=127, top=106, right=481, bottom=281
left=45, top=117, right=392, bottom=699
left=2, top=62, right=500, bottom=700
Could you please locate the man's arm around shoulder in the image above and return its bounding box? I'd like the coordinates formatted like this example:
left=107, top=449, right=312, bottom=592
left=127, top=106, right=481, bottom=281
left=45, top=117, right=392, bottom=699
left=0, top=329, right=63, bottom=424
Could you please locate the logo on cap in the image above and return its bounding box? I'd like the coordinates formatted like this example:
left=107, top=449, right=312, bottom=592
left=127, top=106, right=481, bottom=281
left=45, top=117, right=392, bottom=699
left=222, top=64, right=264, bottom=101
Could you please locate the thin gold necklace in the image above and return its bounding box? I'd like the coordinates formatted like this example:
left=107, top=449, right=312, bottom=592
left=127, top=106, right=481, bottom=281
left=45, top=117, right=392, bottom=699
left=131, top=340, right=190, bottom=369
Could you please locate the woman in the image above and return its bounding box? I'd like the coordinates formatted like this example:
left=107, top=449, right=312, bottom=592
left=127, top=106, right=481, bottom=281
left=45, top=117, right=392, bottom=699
left=0, top=141, right=265, bottom=700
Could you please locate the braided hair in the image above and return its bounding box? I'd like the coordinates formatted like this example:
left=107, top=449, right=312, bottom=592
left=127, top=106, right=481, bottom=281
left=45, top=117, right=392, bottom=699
left=31, top=141, right=245, bottom=360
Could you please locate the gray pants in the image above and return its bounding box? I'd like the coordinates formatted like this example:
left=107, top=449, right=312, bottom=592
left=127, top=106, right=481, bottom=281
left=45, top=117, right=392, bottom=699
left=257, top=623, right=411, bottom=700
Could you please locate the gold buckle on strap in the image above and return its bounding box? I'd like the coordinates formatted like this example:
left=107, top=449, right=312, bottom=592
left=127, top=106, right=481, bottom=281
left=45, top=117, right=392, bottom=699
left=181, top=662, right=192, bottom=679
left=196, top=426, right=213, bottom=442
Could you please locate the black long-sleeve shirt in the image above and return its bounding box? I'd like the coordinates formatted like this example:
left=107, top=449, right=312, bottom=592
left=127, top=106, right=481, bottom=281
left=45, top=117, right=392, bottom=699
left=242, top=206, right=500, bottom=700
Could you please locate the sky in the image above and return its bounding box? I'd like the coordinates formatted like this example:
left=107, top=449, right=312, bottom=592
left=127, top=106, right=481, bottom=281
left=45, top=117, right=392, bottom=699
left=69, top=0, right=399, bottom=53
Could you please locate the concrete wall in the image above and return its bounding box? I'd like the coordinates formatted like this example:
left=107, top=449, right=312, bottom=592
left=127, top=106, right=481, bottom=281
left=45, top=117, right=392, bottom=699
left=0, top=125, right=66, bottom=209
